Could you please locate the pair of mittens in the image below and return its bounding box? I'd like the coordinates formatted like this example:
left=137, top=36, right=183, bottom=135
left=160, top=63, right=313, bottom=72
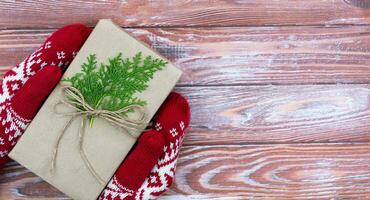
left=1, top=22, right=190, bottom=200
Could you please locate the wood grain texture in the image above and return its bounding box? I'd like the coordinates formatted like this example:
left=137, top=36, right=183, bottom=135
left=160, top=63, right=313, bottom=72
left=2, top=143, right=370, bottom=199
left=1, top=0, right=370, bottom=29
left=345, top=0, right=370, bottom=8
left=2, top=26, right=370, bottom=85
left=179, top=84, right=370, bottom=145
left=171, top=143, right=370, bottom=199
left=2, top=1, right=370, bottom=199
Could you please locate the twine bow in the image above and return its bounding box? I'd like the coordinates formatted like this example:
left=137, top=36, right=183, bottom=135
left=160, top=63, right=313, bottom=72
left=50, top=85, right=147, bottom=186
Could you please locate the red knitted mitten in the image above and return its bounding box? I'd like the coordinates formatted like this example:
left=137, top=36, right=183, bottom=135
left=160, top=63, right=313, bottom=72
left=100, top=92, right=190, bottom=200
left=0, top=66, right=61, bottom=164
left=0, top=24, right=92, bottom=165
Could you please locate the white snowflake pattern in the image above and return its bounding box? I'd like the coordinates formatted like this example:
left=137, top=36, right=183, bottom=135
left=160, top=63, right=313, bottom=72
left=45, top=41, right=52, bottom=49
left=155, top=122, right=162, bottom=131
left=169, top=128, right=178, bottom=137
left=12, top=83, right=19, bottom=91
left=0, top=137, right=4, bottom=145
left=179, top=121, right=185, bottom=130
left=57, top=51, right=65, bottom=59
left=150, top=175, right=156, bottom=183
left=41, top=62, right=48, bottom=68
left=51, top=62, right=56, bottom=66
left=0, top=150, right=8, bottom=158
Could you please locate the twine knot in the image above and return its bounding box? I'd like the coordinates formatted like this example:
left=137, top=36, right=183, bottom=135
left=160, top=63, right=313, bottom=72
left=50, top=85, right=147, bottom=186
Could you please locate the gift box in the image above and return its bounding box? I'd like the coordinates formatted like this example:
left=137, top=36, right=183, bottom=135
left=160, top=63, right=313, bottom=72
left=9, top=19, right=182, bottom=200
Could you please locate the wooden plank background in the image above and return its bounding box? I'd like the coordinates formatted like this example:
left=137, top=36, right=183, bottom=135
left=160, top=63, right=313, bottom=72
left=1, top=0, right=370, bottom=28
left=1, top=0, right=370, bottom=199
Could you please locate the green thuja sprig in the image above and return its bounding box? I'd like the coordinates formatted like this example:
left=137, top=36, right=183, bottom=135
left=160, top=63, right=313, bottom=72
left=63, top=52, right=167, bottom=126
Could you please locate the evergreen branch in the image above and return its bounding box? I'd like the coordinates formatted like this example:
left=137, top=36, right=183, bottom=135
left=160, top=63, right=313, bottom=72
left=63, top=52, right=167, bottom=125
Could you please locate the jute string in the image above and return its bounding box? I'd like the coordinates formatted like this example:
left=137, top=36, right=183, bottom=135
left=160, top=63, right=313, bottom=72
left=50, top=86, right=147, bottom=186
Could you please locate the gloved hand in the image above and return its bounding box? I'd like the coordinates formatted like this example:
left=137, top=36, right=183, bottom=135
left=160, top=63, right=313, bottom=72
left=0, top=24, right=92, bottom=165
left=100, top=92, right=191, bottom=200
